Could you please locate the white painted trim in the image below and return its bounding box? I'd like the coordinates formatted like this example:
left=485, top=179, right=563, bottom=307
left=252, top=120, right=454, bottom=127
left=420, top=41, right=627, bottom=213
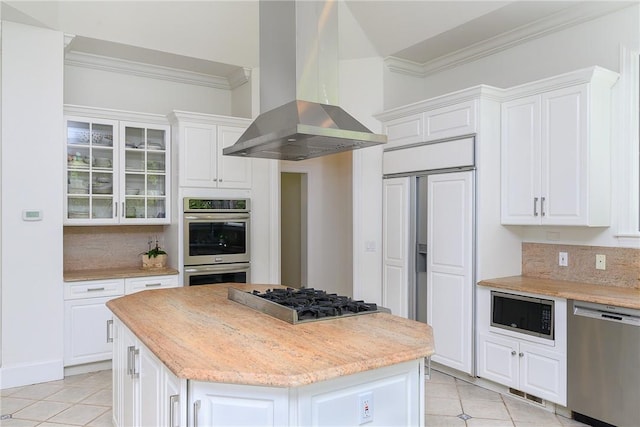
left=376, top=85, right=502, bottom=122
left=269, top=160, right=281, bottom=285
left=64, top=104, right=168, bottom=125
left=0, top=359, right=64, bottom=389
left=384, top=2, right=633, bottom=77
left=167, top=110, right=251, bottom=127
left=614, top=45, right=640, bottom=247
left=65, top=51, right=250, bottom=90
left=352, top=150, right=363, bottom=298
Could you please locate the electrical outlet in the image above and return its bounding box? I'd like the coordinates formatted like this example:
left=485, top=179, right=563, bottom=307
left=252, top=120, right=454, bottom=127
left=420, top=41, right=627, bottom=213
left=596, top=254, right=606, bottom=270
left=559, top=252, right=568, bottom=267
left=358, top=392, right=373, bottom=424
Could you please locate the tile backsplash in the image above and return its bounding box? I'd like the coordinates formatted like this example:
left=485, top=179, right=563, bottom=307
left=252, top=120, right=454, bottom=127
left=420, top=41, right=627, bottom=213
left=522, top=243, right=640, bottom=288
left=64, top=225, right=168, bottom=271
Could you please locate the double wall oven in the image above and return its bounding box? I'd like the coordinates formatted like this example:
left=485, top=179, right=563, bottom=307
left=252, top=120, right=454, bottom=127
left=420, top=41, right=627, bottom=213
left=183, top=198, right=250, bottom=286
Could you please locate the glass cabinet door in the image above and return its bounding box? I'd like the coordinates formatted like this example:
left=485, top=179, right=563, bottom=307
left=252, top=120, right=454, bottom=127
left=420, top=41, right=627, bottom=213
left=65, top=117, right=118, bottom=224
left=121, top=123, right=169, bottom=222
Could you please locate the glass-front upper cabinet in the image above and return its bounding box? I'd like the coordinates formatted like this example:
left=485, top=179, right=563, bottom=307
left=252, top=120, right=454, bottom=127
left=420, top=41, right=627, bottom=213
left=65, top=117, right=118, bottom=224
left=120, top=122, right=169, bottom=223
left=64, top=115, right=170, bottom=225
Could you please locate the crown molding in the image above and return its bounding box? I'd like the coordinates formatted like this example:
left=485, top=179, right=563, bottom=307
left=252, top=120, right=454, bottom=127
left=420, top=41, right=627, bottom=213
left=64, top=104, right=169, bottom=124
left=65, top=51, right=250, bottom=90
left=385, top=2, right=633, bottom=77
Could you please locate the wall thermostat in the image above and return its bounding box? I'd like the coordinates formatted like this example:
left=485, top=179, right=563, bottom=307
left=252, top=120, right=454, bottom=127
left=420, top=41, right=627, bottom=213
left=22, top=210, right=43, bottom=221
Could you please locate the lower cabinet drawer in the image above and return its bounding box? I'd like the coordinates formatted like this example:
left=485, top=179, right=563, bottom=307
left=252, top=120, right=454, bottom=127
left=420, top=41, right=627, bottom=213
left=125, top=275, right=179, bottom=294
left=64, top=278, right=125, bottom=300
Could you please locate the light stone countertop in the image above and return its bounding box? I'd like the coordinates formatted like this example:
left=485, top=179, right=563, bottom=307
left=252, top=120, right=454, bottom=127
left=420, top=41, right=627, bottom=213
left=64, top=267, right=179, bottom=282
left=106, top=284, right=434, bottom=387
left=478, top=276, right=640, bottom=310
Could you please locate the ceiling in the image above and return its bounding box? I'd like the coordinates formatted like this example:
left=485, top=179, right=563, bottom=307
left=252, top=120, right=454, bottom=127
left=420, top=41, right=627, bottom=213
left=2, top=1, right=634, bottom=79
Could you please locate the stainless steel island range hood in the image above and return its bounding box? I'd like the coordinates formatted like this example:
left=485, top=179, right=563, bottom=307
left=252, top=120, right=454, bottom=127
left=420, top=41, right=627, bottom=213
left=223, top=0, right=386, bottom=161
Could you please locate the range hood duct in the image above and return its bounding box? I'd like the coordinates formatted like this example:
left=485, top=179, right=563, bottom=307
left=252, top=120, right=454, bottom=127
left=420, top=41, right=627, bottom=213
left=223, top=0, right=386, bottom=161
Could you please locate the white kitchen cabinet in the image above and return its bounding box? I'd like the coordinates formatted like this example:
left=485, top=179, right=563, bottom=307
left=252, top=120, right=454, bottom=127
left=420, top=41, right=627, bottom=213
left=168, top=111, right=252, bottom=189
left=476, top=286, right=567, bottom=406
left=64, top=111, right=171, bottom=225
left=63, top=296, right=115, bottom=366
left=501, top=67, right=619, bottom=226
left=113, top=317, right=186, bottom=427
left=63, top=279, right=124, bottom=367
left=64, top=274, right=178, bottom=368
left=381, top=100, right=476, bottom=150
left=478, top=332, right=566, bottom=405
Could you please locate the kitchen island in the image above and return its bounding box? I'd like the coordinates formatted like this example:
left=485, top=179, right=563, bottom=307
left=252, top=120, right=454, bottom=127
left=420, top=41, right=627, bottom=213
left=106, top=284, right=434, bottom=427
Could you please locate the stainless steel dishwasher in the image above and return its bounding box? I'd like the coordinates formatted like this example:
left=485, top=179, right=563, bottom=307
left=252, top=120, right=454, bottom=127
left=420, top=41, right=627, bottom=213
left=568, top=300, right=640, bottom=427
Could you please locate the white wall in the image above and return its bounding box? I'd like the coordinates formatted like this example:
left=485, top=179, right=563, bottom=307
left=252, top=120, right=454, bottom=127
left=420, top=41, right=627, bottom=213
left=416, top=5, right=638, bottom=101
left=340, top=57, right=385, bottom=303
left=64, top=64, right=233, bottom=116
left=280, top=152, right=353, bottom=297
left=1, top=21, right=64, bottom=388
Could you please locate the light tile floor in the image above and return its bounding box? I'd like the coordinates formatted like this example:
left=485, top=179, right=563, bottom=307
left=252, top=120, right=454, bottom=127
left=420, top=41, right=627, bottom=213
left=425, top=370, right=588, bottom=427
left=1, top=368, right=589, bottom=426
left=0, top=370, right=112, bottom=427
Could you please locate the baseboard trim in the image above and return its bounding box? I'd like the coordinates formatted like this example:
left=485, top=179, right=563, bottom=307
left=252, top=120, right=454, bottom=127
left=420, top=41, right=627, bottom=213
left=0, top=359, right=63, bottom=389
left=64, top=360, right=112, bottom=377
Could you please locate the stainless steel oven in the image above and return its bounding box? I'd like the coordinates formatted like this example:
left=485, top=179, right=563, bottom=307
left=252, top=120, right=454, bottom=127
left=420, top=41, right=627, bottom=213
left=183, top=263, right=250, bottom=286
left=183, top=198, right=250, bottom=266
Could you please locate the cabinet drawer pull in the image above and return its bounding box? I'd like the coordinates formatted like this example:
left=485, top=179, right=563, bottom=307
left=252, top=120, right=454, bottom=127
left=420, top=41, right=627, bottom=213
left=106, top=319, right=113, bottom=343
left=145, top=283, right=162, bottom=288
left=87, top=287, right=105, bottom=292
left=540, top=197, right=546, bottom=217
left=533, top=197, right=539, bottom=217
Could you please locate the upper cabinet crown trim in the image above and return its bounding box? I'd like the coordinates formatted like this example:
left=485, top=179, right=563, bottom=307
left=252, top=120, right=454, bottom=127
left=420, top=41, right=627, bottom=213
left=64, top=104, right=169, bottom=125
left=65, top=51, right=250, bottom=90
left=167, top=110, right=251, bottom=127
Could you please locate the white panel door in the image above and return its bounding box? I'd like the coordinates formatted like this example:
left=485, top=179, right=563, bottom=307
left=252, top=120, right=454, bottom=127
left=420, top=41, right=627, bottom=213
left=477, top=333, right=518, bottom=388
left=501, top=96, right=541, bottom=224
left=217, top=126, right=252, bottom=189
left=520, top=342, right=566, bottom=405
left=541, top=85, right=587, bottom=225
left=181, top=124, right=217, bottom=187
left=63, top=297, right=113, bottom=366
left=382, top=177, right=410, bottom=318
left=427, top=171, right=474, bottom=374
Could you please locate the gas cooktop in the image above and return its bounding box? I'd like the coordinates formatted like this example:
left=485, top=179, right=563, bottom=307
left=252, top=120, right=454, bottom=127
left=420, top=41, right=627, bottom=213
left=228, top=287, right=389, bottom=324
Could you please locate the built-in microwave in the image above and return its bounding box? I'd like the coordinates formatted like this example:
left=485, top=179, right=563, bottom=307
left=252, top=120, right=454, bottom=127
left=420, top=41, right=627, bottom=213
left=491, top=290, right=554, bottom=340
left=183, top=198, right=250, bottom=266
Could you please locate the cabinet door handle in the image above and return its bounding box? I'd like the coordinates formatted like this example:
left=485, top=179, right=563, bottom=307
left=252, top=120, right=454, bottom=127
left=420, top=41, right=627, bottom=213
left=193, top=400, right=201, bottom=427
left=121, top=202, right=125, bottom=218
left=106, top=319, right=113, bottom=343
left=540, top=197, right=546, bottom=217
left=132, top=348, right=140, bottom=378
left=127, top=345, right=134, bottom=376
left=169, top=394, right=180, bottom=427
left=511, top=350, right=517, bottom=356
left=114, top=202, right=117, bottom=218
left=145, top=283, right=162, bottom=288
left=533, top=197, right=539, bottom=217
left=519, top=352, right=524, bottom=358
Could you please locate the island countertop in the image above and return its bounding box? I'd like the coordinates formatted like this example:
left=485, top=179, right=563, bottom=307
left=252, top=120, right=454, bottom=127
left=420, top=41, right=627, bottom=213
left=106, top=284, right=434, bottom=388
left=478, top=276, right=640, bottom=310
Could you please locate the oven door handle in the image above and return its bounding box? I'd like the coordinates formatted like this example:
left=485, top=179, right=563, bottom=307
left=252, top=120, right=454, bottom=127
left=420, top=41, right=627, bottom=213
left=184, top=263, right=251, bottom=274
left=184, top=213, right=250, bottom=221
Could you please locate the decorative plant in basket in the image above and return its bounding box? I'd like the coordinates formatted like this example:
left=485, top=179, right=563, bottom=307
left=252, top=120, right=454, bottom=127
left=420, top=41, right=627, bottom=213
left=141, top=237, right=167, bottom=269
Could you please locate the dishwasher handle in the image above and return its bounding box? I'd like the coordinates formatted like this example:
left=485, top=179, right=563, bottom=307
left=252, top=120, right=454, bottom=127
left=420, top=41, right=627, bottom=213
left=573, top=302, right=640, bottom=327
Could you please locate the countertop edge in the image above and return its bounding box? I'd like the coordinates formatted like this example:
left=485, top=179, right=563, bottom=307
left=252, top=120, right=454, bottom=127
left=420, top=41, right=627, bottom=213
left=64, top=267, right=179, bottom=282
left=478, top=275, right=640, bottom=310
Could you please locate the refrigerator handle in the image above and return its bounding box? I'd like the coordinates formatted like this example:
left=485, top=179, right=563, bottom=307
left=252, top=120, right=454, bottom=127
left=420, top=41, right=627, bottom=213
left=416, top=243, right=428, bottom=273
